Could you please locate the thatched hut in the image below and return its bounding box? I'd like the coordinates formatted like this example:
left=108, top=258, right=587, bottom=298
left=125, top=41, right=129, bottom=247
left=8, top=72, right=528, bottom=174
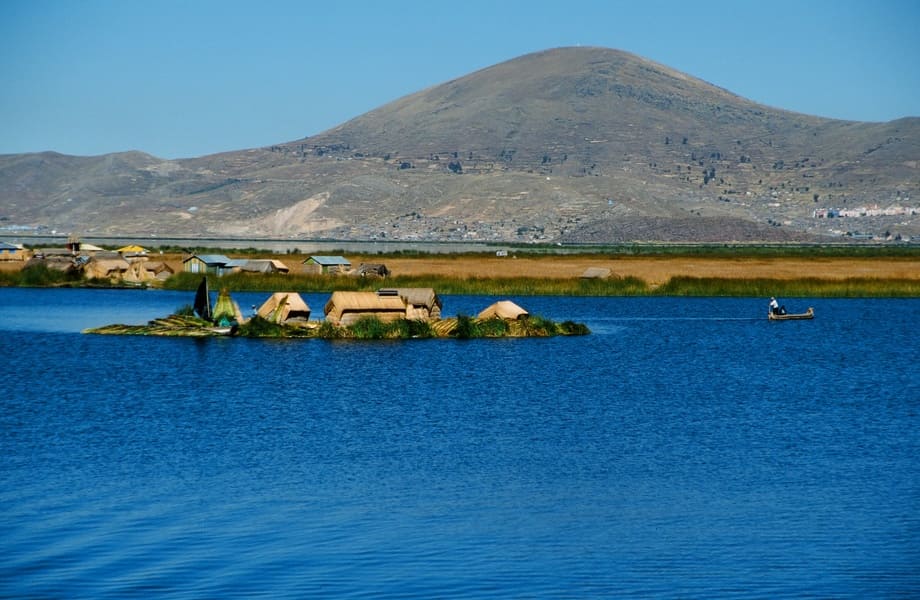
left=355, top=263, right=390, bottom=278
left=241, top=259, right=290, bottom=274
left=257, top=292, right=311, bottom=324
left=83, top=255, right=130, bottom=280
left=33, top=248, right=74, bottom=262
left=477, top=300, right=529, bottom=320
left=24, top=254, right=76, bottom=274
left=213, top=288, right=244, bottom=326
left=144, top=261, right=175, bottom=281
left=324, top=291, right=407, bottom=326
left=379, top=288, right=442, bottom=320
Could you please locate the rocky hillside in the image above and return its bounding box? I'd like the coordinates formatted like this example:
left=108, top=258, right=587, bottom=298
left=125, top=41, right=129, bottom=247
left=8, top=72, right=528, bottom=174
left=2, top=47, right=918, bottom=242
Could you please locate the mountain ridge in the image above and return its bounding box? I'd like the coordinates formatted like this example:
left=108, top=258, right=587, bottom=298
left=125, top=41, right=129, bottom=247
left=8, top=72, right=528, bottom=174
left=2, top=47, right=918, bottom=242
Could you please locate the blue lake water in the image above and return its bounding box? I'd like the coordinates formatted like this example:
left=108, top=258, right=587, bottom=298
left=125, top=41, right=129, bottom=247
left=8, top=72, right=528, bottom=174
left=1, top=288, right=918, bottom=598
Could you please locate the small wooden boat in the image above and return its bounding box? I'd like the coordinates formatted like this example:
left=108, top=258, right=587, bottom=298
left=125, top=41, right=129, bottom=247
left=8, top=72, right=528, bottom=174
left=768, top=307, right=814, bottom=321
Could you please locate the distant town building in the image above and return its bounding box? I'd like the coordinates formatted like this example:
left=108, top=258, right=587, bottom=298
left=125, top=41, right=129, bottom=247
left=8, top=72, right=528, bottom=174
left=814, top=205, right=918, bottom=218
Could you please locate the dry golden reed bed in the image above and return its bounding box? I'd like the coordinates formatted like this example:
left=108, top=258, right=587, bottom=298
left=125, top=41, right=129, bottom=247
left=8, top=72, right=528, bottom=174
left=3, top=253, right=917, bottom=288
left=354, top=255, right=920, bottom=287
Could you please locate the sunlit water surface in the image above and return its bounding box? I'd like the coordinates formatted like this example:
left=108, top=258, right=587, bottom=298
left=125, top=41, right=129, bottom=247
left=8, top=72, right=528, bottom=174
left=1, top=288, right=918, bottom=598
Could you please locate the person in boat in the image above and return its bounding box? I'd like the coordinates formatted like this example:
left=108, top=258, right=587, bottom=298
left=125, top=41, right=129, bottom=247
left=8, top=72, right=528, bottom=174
left=769, top=297, right=786, bottom=315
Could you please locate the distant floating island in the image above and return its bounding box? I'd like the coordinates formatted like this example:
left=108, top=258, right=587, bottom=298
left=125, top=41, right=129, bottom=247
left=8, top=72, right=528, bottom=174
left=83, top=280, right=590, bottom=340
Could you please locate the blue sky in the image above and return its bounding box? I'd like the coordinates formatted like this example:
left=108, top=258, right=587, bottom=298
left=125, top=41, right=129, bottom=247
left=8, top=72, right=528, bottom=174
left=2, top=0, right=918, bottom=159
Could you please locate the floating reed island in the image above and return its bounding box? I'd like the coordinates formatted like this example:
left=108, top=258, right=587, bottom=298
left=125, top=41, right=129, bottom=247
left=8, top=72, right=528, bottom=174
left=84, top=280, right=590, bottom=340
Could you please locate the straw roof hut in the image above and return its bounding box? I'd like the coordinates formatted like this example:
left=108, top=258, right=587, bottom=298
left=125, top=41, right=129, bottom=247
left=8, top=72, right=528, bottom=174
left=144, top=261, right=175, bottom=281
left=213, top=288, right=244, bottom=326
left=379, top=288, right=442, bottom=320
left=477, top=300, right=529, bottom=320
left=25, top=254, right=76, bottom=273
left=257, top=292, right=311, bottom=324
left=241, top=259, right=290, bottom=274
left=355, top=263, right=390, bottom=278
left=324, top=291, right=407, bottom=326
left=83, top=255, right=130, bottom=280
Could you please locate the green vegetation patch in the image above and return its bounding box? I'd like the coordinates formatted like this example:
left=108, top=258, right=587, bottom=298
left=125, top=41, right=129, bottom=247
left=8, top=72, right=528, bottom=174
left=160, top=271, right=920, bottom=298
left=162, top=271, right=650, bottom=296
left=86, top=312, right=590, bottom=340
left=236, top=316, right=286, bottom=338
left=658, top=276, right=920, bottom=297
left=1, top=263, right=82, bottom=287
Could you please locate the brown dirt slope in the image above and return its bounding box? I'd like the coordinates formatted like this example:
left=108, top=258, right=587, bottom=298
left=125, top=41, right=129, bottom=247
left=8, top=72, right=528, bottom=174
left=2, top=47, right=917, bottom=242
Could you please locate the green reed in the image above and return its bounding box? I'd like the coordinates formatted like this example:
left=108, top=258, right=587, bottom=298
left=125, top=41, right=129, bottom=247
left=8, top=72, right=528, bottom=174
left=27, top=267, right=919, bottom=298
left=0, top=263, right=82, bottom=287
left=657, top=276, right=920, bottom=297
left=161, top=271, right=651, bottom=296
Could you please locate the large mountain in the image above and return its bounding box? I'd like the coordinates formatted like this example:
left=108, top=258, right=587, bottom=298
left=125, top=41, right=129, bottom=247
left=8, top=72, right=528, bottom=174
left=2, top=47, right=918, bottom=242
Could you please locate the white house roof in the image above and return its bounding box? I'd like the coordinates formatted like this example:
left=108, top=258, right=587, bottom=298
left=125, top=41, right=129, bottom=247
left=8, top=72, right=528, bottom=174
left=305, top=255, right=351, bottom=266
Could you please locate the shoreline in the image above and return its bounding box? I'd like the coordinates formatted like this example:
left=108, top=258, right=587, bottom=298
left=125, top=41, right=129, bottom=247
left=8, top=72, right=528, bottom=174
left=3, top=251, right=919, bottom=297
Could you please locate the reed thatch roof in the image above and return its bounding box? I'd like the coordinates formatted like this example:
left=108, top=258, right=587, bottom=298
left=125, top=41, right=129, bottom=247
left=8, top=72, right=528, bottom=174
left=356, top=263, right=390, bottom=277
left=145, top=261, right=174, bottom=275
left=477, top=300, right=529, bottom=320
left=378, top=288, right=442, bottom=320
left=324, top=291, right=407, bottom=325
left=83, top=256, right=130, bottom=279
left=398, top=288, right=441, bottom=309
left=257, top=292, right=311, bottom=323
left=213, top=289, right=243, bottom=325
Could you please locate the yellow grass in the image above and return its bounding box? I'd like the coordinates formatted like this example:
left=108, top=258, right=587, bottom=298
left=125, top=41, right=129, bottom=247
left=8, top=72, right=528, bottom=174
left=5, top=252, right=918, bottom=289
left=346, top=255, right=920, bottom=287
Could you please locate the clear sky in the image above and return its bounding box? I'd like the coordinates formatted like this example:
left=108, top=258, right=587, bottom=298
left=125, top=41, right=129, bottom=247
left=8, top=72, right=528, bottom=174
left=2, top=0, right=918, bottom=159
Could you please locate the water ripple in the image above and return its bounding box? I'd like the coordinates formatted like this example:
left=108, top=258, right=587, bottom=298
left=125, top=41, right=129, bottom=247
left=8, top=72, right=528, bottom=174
left=1, top=293, right=919, bottom=598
